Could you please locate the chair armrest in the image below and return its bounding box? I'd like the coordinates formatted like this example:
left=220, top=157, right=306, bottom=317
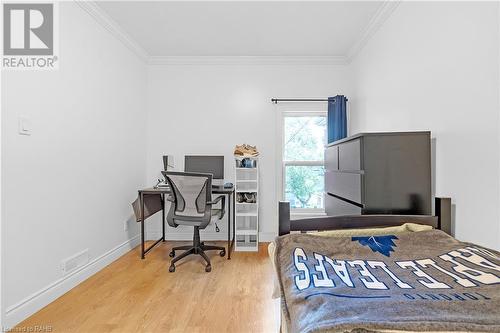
left=207, top=195, right=225, bottom=205
left=208, top=195, right=226, bottom=220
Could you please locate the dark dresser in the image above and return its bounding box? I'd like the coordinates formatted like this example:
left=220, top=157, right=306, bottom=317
left=325, top=131, right=431, bottom=216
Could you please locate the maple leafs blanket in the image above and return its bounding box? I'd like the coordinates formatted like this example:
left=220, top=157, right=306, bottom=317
left=274, top=230, right=500, bottom=333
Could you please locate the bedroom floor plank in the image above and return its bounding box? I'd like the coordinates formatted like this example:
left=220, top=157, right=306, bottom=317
left=16, top=242, right=279, bottom=333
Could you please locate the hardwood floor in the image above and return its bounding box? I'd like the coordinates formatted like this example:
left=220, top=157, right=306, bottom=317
left=17, top=242, right=280, bottom=333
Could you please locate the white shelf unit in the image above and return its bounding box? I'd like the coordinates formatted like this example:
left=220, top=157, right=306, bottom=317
left=234, top=158, right=259, bottom=252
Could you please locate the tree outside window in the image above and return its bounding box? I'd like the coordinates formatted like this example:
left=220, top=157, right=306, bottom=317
left=283, top=114, right=326, bottom=211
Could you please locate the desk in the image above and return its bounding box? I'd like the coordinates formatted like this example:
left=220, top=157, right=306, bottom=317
left=137, top=186, right=236, bottom=260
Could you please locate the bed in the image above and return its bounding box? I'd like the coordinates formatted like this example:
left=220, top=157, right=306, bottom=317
left=270, top=198, right=500, bottom=333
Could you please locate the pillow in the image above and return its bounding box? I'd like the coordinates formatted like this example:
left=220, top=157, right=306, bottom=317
left=312, top=223, right=432, bottom=237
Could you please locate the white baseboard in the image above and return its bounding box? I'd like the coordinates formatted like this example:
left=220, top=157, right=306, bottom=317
left=259, top=232, right=277, bottom=242
left=148, top=231, right=277, bottom=242
left=4, top=235, right=140, bottom=328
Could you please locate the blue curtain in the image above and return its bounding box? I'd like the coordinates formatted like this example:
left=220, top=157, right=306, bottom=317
left=327, top=95, right=348, bottom=143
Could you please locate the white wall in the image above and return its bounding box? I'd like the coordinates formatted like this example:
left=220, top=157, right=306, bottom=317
left=349, top=1, right=500, bottom=249
left=1, top=2, right=147, bottom=326
left=146, top=62, right=349, bottom=240
left=2, top=1, right=499, bottom=328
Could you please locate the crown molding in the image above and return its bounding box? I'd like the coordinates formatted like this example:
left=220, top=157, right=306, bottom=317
left=148, top=55, right=348, bottom=66
left=74, top=0, right=148, bottom=62
left=345, top=0, right=401, bottom=63
left=74, top=0, right=398, bottom=66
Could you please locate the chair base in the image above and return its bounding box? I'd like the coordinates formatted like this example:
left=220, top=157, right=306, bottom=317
left=169, top=227, right=225, bottom=272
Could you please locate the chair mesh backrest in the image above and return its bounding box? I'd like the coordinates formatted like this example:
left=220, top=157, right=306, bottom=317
left=165, top=173, right=210, bottom=217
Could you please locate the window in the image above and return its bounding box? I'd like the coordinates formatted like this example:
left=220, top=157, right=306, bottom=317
left=281, top=112, right=327, bottom=213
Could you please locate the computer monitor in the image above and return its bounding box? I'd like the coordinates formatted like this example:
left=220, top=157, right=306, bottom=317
left=184, top=155, right=224, bottom=179
left=162, top=155, right=174, bottom=171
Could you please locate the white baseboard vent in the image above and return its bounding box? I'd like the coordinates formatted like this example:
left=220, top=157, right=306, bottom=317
left=5, top=235, right=140, bottom=329
left=61, top=249, right=89, bottom=275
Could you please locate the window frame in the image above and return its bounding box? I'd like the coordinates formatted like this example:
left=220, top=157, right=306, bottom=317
left=278, top=110, right=327, bottom=216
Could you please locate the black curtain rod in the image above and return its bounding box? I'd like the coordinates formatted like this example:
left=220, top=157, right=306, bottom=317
left=271, top=98, right=329, bottom=104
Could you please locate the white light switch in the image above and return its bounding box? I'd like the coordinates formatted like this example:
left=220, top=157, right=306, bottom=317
left=18, top=116, right=32, bottom=135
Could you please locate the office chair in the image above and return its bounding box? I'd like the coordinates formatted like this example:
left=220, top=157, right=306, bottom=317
left=162, top=171, right=226, bottom=273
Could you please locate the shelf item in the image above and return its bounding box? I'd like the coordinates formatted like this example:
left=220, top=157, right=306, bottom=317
left=234, top=144, right=260, bottom=160
left=234, top=157, right=259, bottom=252
left=234, top=156, right=259, bottom=168
left=236, top=192, right=257, bottom=203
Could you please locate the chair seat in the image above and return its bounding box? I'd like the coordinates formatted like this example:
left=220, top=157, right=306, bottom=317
left=173, top=209, right=224, bottom=227
left=175, top=207, right=204, bottom=217
left=172, top=208, right=224, bottom=219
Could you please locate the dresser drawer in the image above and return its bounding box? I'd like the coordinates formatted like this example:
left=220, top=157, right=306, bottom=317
left=325, top=193, right=362, bottom=216
left=339, top=139, right=361, bottom=171
left=325, top=171, right=362, bottom=204
left=325, top=146, right=338, bottom=171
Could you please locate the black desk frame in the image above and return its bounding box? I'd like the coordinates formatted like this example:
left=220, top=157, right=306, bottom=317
left=138, top=187, right=236, bottom=260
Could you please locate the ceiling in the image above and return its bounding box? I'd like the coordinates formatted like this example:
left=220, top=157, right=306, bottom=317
left=96, top=1, right=385, bottom=57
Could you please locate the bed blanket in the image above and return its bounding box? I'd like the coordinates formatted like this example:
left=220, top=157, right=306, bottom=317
left=274, top=230, right=500, bottom=333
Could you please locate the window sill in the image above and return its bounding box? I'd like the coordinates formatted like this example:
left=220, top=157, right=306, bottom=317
left=291, top=211, right=327, bottom=220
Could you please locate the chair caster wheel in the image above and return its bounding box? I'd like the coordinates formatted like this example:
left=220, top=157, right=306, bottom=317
left=219, top=250, right=226, bottom=257
left=205, top=265, right=212, bottom=272
left=169, top=251, right=175, bottom=258
left=169, top=265, right=175, bottom=273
